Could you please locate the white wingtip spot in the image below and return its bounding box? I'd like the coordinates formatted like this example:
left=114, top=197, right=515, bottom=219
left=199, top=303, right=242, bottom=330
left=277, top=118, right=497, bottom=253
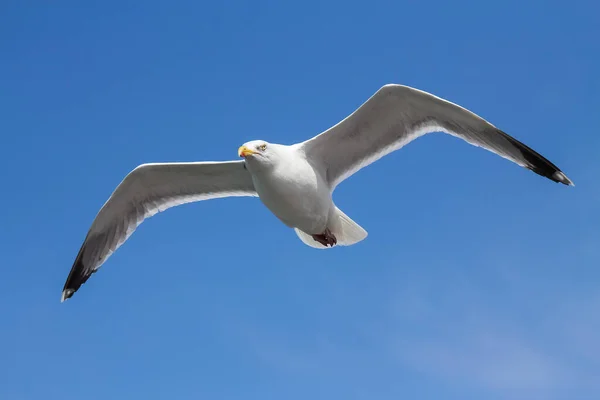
left=60, top=290, right=69, bottom=303
left=553, top=171, right=574, bottom=186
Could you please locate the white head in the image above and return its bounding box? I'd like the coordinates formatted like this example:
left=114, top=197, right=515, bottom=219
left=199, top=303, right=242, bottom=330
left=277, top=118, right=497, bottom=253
left=238, top=140, right=281, bottom=170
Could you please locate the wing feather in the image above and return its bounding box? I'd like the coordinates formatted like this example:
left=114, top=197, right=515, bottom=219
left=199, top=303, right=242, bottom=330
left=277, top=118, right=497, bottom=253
left=301, top=84, right=573, bottom=188
left=61, top=160, right=256, bottom=301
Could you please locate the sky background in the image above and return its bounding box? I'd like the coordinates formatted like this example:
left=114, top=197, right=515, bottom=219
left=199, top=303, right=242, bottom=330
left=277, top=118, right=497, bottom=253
left=1, top=1, right=599, bottom=399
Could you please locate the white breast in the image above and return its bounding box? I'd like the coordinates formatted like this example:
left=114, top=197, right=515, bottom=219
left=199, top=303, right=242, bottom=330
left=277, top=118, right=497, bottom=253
left=250, top=150, right=332, bottom=234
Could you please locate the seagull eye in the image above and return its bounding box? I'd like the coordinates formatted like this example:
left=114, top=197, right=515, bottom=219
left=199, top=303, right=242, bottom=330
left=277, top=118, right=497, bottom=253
left=258, top=144, right=267, bottom=151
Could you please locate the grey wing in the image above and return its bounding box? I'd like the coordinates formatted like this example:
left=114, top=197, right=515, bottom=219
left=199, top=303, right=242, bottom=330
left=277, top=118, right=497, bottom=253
left=61, top=160, right=256, bottom=301
left=301, top=84, right=573, bottom=189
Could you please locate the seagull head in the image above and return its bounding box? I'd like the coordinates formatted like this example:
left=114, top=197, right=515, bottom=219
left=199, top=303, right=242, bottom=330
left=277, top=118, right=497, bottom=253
left=238, top=140, right=277, bottom=166
left=238, top=140, right=267, bottom=157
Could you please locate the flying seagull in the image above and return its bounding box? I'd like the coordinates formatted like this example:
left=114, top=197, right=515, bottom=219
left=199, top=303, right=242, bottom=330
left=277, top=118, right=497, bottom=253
left=61, top=84, right=573, bottom=302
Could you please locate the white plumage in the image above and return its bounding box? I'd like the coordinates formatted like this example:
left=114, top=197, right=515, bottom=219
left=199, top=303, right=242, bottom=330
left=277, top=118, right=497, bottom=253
left=61, top=84, right=573, bottom=302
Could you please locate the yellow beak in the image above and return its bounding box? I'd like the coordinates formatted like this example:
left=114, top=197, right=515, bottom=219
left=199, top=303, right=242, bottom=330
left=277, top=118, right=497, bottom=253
left=238, top=145, right=256, bottom=158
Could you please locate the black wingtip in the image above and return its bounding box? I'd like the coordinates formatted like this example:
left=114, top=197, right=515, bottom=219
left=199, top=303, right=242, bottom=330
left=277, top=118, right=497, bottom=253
left=500, top=130, right=574, bottom=187
left=61, top=242, right=94, bottom=303
left=526, top=159, right=574, bottom=186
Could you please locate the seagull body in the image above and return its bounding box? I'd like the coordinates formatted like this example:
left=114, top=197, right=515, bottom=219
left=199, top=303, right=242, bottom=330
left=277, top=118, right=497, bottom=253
left=244, top=143, right=324, bottom=232
left=61, top=84, right=573, bottom=302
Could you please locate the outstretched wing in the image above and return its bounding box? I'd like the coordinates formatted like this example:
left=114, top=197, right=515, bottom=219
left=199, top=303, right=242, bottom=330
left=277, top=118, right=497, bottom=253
left=62, top=160, right=256, bottom=301
left=301, top=84, right=573, bottom=189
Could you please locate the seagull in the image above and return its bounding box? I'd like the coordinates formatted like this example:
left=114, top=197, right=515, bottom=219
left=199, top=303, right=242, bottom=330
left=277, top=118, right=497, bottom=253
left=61, top=84, right=573, bottom=302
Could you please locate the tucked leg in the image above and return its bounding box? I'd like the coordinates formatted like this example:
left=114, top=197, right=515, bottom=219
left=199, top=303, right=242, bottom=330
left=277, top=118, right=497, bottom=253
left=312, top=228, right=337, bottom=247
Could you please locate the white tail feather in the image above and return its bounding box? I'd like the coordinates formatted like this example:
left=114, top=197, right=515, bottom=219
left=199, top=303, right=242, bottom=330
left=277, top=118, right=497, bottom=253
left=333, top=207, right=368, bottom=246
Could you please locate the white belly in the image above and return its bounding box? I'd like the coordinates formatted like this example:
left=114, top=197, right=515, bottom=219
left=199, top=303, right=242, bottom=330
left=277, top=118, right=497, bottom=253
left=252, top=162, right=332, bottom=234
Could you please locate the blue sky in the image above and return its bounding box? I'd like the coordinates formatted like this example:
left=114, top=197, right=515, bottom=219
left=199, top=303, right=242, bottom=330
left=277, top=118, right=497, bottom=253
left=1, top=0, right=599, bottom=399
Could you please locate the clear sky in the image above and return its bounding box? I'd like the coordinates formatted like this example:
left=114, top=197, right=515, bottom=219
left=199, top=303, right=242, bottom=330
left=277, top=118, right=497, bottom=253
left=1, top=1, right=599, bottom=399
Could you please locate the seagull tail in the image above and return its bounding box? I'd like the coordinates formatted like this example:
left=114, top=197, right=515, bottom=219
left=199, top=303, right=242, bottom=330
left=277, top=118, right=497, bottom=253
left=332, top=207, right=368, bottom=246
